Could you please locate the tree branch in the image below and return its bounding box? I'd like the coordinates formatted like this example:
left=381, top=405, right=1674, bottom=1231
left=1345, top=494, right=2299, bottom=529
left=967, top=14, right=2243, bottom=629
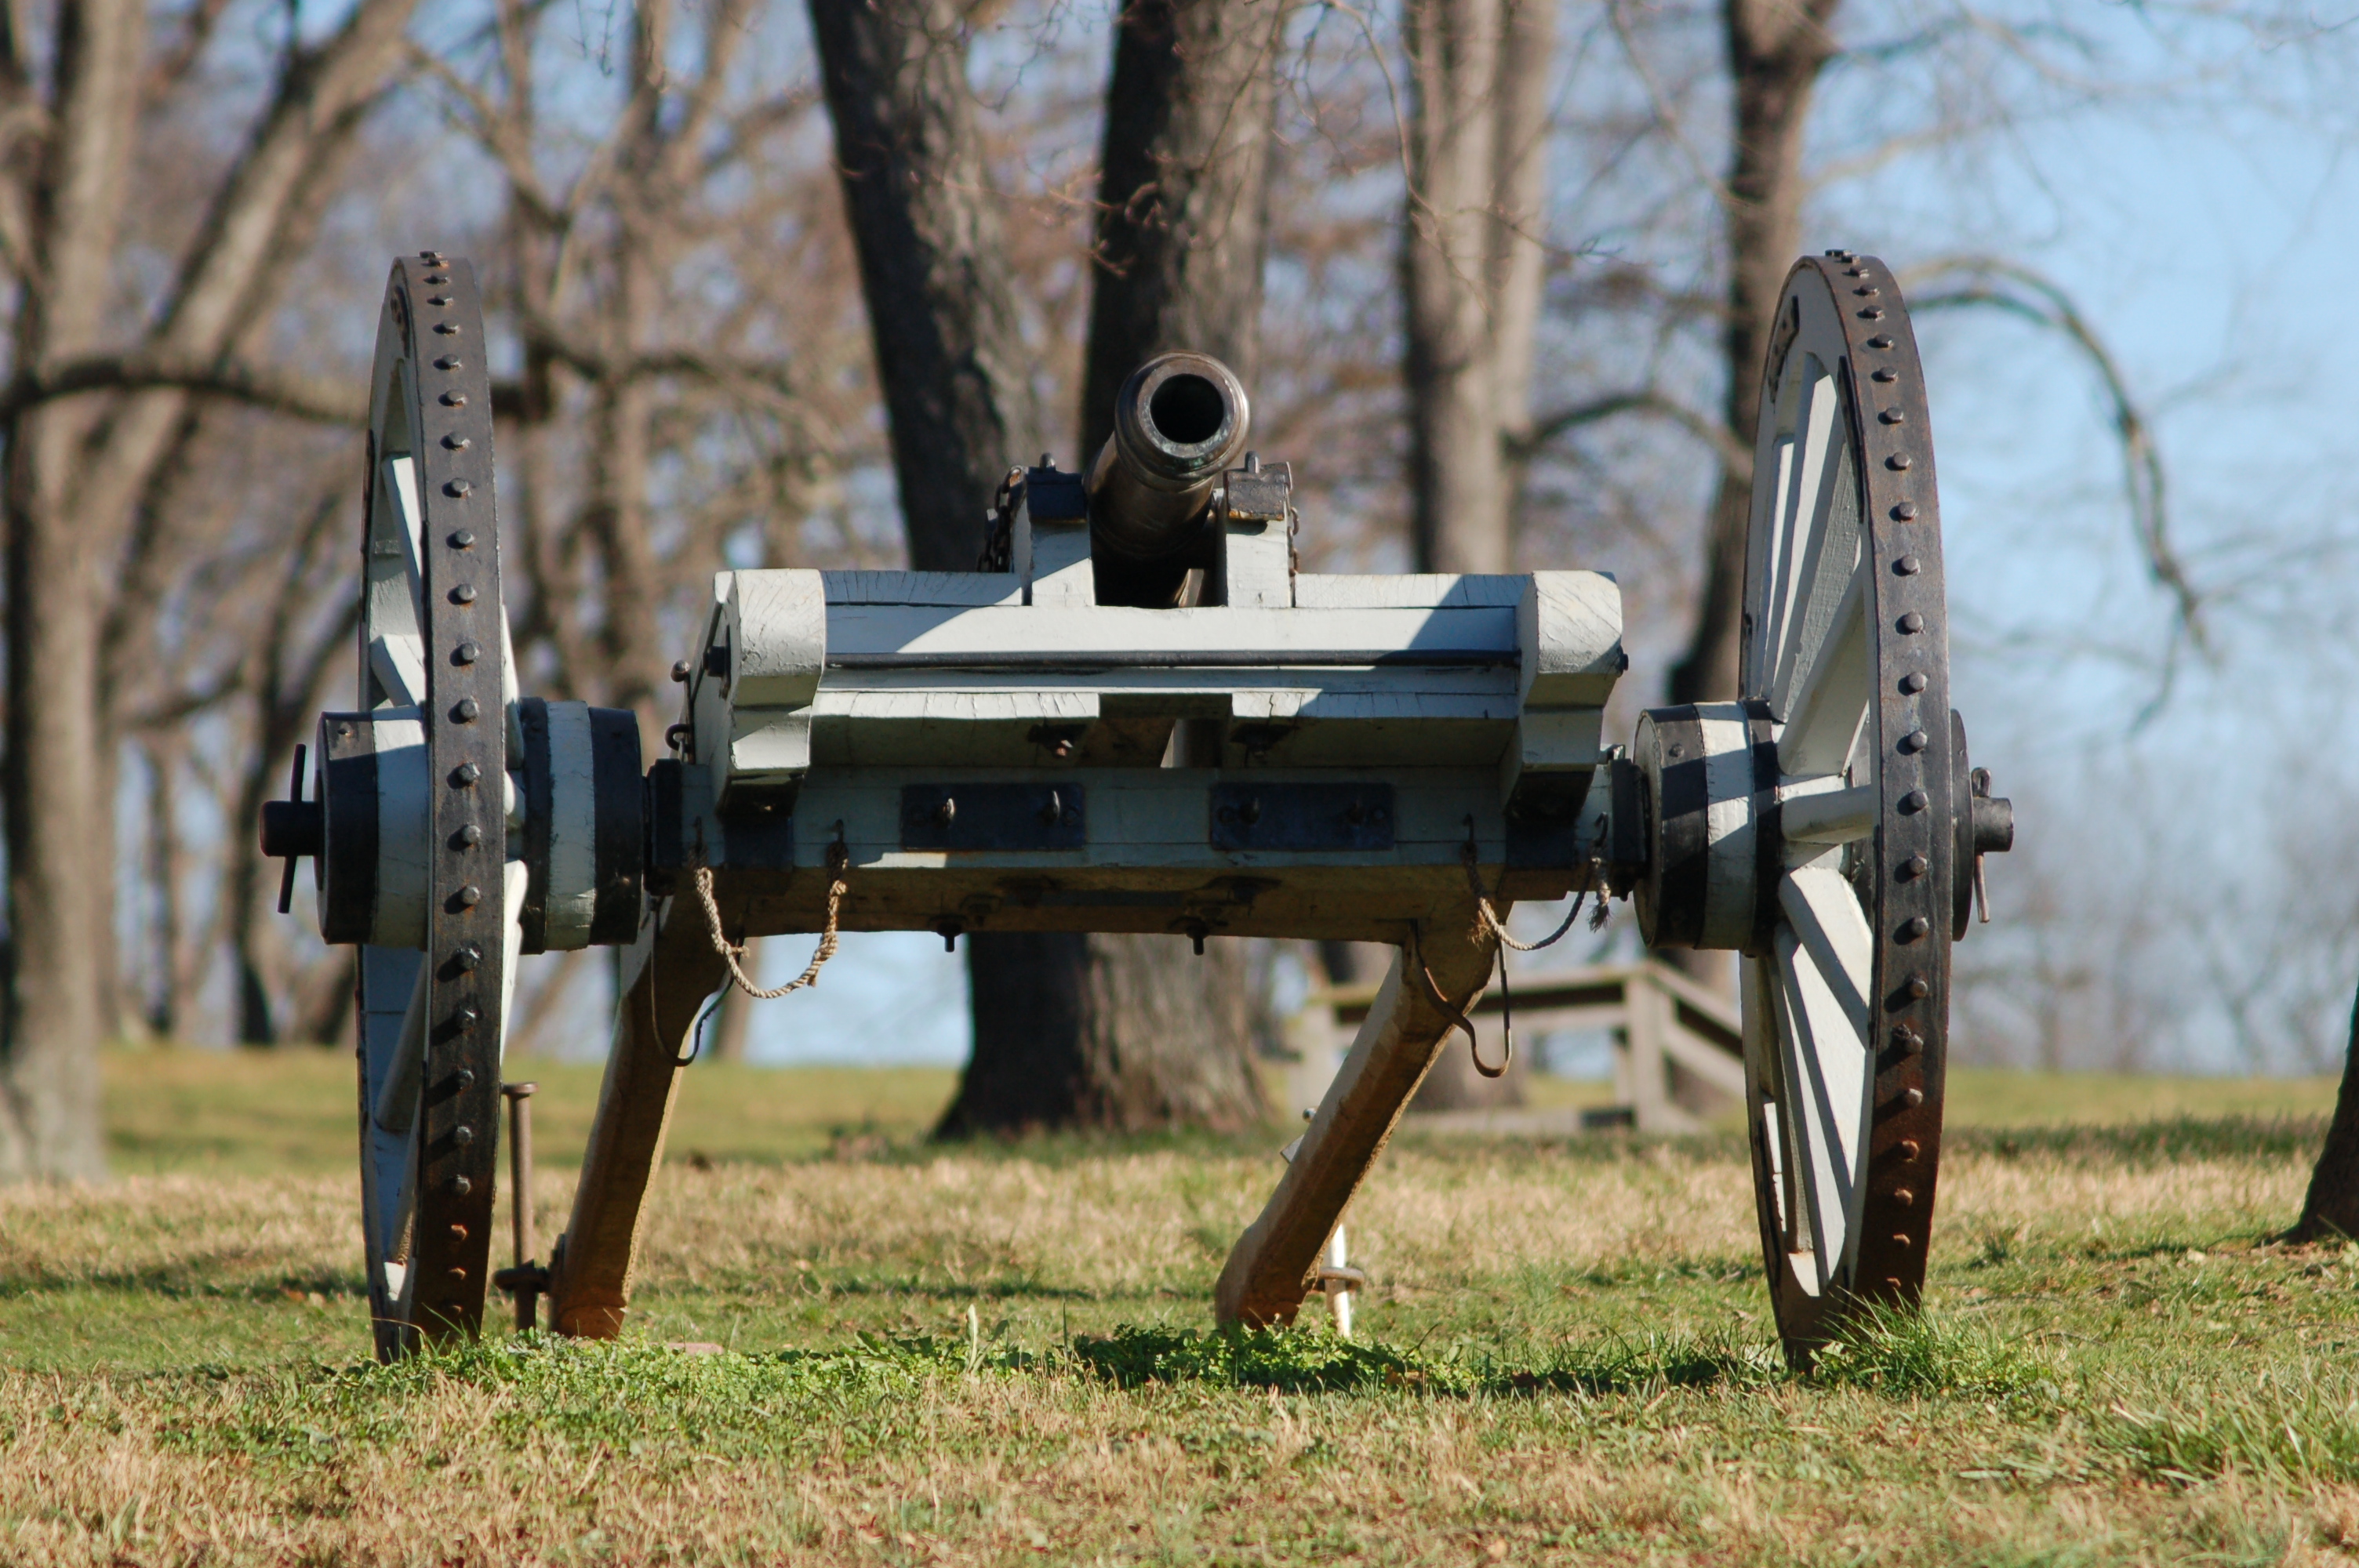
left=1515, top=387, right=1754, bottom=480
left=1906, top=253, right=2207, bottom=656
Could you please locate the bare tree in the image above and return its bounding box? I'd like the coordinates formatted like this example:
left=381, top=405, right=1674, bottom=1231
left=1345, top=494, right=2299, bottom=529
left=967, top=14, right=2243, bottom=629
left=0, top=0, right=422, bottom=1176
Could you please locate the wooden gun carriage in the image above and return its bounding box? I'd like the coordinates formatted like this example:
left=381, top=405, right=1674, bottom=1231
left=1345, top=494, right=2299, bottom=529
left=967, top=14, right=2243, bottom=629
left=259, top=249, right=2012, bottom=1364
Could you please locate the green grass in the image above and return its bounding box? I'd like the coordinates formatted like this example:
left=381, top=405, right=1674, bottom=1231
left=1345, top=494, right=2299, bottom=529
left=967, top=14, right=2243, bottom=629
left=0, top=1050, right=2351, bottom=1563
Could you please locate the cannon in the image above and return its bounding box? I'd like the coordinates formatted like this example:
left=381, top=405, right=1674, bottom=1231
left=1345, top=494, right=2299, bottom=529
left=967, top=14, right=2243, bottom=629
left=259, top=248, right=2010, bottom=1363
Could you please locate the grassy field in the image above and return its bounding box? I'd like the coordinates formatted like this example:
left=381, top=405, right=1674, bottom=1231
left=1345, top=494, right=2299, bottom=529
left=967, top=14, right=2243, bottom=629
left=1, top=1049, right=2354, bottom=1563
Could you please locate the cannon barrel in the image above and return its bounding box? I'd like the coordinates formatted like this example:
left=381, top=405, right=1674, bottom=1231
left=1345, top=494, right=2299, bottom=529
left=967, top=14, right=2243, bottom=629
left=1085, top=352, right=1250, bottom=593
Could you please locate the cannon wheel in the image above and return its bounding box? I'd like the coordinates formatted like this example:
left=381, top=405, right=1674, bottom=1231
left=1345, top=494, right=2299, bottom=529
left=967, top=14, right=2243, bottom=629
left=1737, top=252, right=1961, bottom=1364
left=353, top=254, right=518, bottom=1359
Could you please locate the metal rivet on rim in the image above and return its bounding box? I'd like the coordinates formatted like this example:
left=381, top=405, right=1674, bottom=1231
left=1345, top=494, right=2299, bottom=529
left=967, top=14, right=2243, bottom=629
left=453, top=698, right=479, bottom=722
left=434, top=322, right=463, bottom=336
left=1897, top=612, right=1925, bottom=633
left=1890, top=1025, right=1922, bottom=1051
left=1899, top=729, right=1928, bottom=753
left=1900, top=789, right=1928, bottom=812
left=671, top=660, right=692, bottom=684
left=1906, top=975, right=1931, bottom=1000
left=453, top=1004, right=479, bottom=1027
left=1880, top=408, right=1906, bottom=423
left=443, top=434, right=471, bottom=449
left=453, top=1124, right=474, bottom=1145
left=429, top=296, right=451, bottom=307
left=1903, top=1087, right=1925, bottom=1107
left=456, top=884, right=482, bottom=908
left=1873, top=368, right=1897, bottom=382
left=1899, top=672, right=1927, bottom=694
left=1896, top=555, right=1921, bottom=575
left=453, top=761, right=481, bottom=786
left=1868, top=335, right=1894, bottom=349
left=1892, top=502, right=1918, bottom=521
left=450, top=529, right=475, bottom=549
left=450, top=1175, right=471, bottom=1194
left=1899, top=1140, right=1921, bottom=1160
left=1855, top=285, right=1880, bottom=296
left=448, top=1267, right=467, bottom=1282
left=1859, top=307, right=1886, bottom=320
left=449, top=1224, right=467, bottom=1242
left=1892, top=1232, right=1913, bottom=1247
left=451, top=584, right=476, bottom=604
left=1899, top=916, right=1930, bottom=940
left=454, top=639, right=480, bottom=663
left=455, top=1068, right=475, bottom=1087
left=445, top=479, right=471, bottom=498
left=1887, top=453, right=1913, bottom=470
left=440, top=392, right=467, bottom=407
left=1895, top=1189, right=1916, bottom=1208
left=434, top=355, right=463, bottom=371
left=1825, top=249, right=1854, bottom=260
left=456, top=824, right=482, bottom=848
left=1901, top=853, right=1928, bottom=878
left=418, top=249, right=441, bottom=260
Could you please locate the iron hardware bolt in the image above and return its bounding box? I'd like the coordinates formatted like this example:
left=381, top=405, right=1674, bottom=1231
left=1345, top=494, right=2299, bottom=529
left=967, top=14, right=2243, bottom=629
left=1899, top=672, right=1927, bottom=693
left=454, top=639, right=480, bottom=663
left=671, top=661, right=692, bottom=684
left=453, top=698, right=479, bottom=722
left=451, top=584, right=477, bottom=604
left=1896, top=612, right=1924, bottom=633
left=935, top=797, right=957, bottom=826
left=1898, top=916, right=1930, bottom=941
left=453, top=761, right=481, bottom=785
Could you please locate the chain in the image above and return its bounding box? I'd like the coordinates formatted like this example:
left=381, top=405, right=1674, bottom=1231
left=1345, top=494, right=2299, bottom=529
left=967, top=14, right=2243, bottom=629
left=693, top=841, right=849, bottom=1000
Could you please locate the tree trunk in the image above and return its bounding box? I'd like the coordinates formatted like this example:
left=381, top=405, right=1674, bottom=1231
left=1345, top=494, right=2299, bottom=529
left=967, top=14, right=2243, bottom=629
left=1666, top=0, right=1839, bottom=706
left=1401, top=0, right=1506, bottom=574
left=2293, top=983, right=2359, bottom=1243
left=939, top=931, right=1265, bottom=1135
left=816, top=0, right=1280, bottom=1137
left=809, top=0, right=1041, bottom=577
left=1079, top=0, right=1285, bottom=430
left=0, top=0, right=149, bottom=1180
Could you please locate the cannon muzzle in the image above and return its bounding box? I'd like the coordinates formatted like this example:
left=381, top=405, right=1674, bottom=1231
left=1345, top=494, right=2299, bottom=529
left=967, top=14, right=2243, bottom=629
left=1085, top=352, right=1249, bottom=602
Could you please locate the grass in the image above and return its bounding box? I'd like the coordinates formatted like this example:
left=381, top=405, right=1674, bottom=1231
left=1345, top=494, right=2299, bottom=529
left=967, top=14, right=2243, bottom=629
left=0, top=1049, right=2352, bottom=1563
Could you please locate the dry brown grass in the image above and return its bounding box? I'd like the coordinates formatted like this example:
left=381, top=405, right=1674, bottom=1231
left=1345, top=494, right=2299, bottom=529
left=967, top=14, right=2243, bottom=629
left=1, top=1069, right=2353, bottom=1563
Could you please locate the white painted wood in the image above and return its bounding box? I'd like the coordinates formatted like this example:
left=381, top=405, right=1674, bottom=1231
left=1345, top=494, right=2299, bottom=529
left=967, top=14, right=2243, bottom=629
left=371, top=708, right=431, bottom=949
left=1498, top=709, right=1604, bottom=800
left=1772, top=864, right=1874, bottom=1294
left=1216, top=516, right=1292, bottom=608
left=365, top=457, right=429, bottom=707
left=1017, top=512, right=1096, bottom=608
left=1779, top=782, right=1874, bottom=845
left=826, top=601, right=1521, bottom=662
left=542, top=699, right=600, bottom=949
left=1776, top=568, right=1868, bottom=776
left=727, top=570, right=827, bottom=708
left=1699, top=707, right=1760, bottom=949
left=1518, top=572, right=1626, bottom=709
left=1295, top=573, right=1526, bottom=608
left=823, top=570, right=1022, bottom=607
left=806, top=689, right=1098, bottom=768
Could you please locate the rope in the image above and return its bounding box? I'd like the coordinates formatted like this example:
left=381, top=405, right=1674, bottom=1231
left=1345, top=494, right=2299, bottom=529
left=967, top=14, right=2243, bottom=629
left=693, top=841, right=849, bottom=1000
left=1458, top=822, right=1596, bottom=953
